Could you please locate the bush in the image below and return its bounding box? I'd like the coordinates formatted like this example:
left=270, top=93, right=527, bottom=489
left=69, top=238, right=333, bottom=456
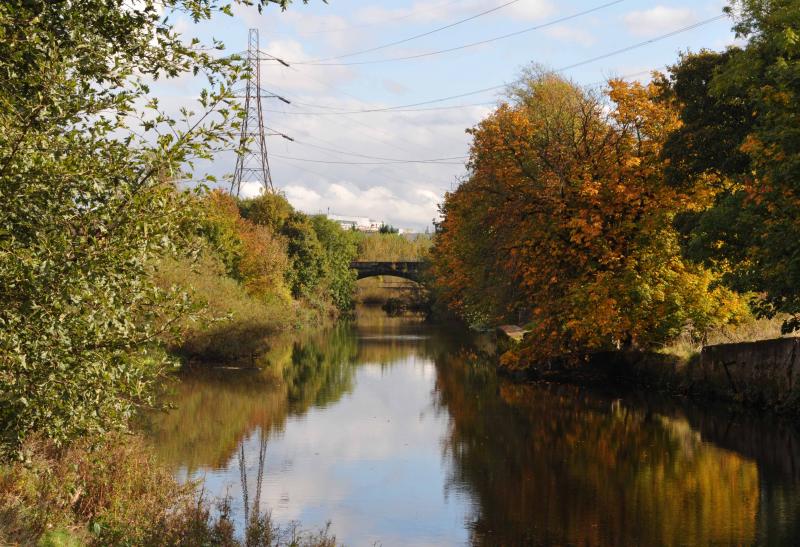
left=200, top=191, right=292, bottom=304
left=309, top=216, right=359, bottom=311
left=239, top=193, right=294, bottom=233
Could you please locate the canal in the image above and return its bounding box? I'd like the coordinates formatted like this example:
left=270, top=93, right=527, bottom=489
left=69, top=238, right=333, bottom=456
left=146, top=306, right=800, bottom=545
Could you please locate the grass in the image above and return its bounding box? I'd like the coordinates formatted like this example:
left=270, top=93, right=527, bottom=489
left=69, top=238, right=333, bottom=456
left=0, top=435, right=337, bottom=546
left=660, top=316, right=790, bottom=361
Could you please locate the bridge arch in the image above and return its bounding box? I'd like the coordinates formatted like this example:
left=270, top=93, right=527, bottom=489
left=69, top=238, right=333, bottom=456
left=350, top=261, right=422, bottom=283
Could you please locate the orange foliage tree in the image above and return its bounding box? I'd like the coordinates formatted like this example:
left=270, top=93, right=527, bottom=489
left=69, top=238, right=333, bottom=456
left=432, top=69, right=745, bottom=365
left=201, top=190, right=291, bottom=303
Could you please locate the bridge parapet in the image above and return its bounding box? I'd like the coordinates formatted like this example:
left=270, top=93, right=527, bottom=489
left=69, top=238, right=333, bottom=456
left=350, top=261, right=423, bottom=283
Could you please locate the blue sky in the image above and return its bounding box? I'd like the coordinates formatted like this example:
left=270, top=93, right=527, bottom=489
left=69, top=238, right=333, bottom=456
left=165, top=0, right=738, bottom=230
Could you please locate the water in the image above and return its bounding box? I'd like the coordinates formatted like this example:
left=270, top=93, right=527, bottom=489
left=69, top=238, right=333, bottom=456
left=146, top=307, right=800, bottom=545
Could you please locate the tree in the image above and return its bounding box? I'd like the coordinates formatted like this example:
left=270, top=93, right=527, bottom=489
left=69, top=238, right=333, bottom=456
left=239, top=191, right=294, bottom=232
left=662, top=0, right=800, bottom=330
left=281, top=213, right=327, bottom=300
left=201, top=190, right=291, bottom=302
left=0, top=0, right=294, bottom=453
left=310, top=215, right=359, bottom=311
left=432, top=69, right=744, bottom=364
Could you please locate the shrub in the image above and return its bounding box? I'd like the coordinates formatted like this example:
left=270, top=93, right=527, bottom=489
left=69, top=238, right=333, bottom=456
left=200, top=191, right=292, bottom=304
left=239, top=193, right=294, bottom=233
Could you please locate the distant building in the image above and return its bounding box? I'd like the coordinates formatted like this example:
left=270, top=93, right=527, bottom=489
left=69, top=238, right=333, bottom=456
left=326, top=214, right=383, bottom=233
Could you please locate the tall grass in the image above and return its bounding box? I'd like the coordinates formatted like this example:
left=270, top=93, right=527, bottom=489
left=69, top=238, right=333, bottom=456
left=660, top=316, right=789, bottom=360
left=356, top=232, right=432, bottom=262
left=0, top=435, right=337, bottom=546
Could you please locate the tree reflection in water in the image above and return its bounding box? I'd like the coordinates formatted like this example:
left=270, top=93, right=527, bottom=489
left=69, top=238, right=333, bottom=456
left=434, top=348, right=800, bottom=546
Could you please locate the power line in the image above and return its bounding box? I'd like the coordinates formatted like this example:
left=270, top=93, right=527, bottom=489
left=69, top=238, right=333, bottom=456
left=260, top=49, right=470, bottom=152
left=259, top=68, right=659, bottom=117
left=299, top=0, right=525, bottom=63
left=556, top=16, right=727, bottom=72
left=270, top=155, right=420, bottom=199
left=275, top=15, right=727, bottom=113
left=297, top=0, right=628, bottom=66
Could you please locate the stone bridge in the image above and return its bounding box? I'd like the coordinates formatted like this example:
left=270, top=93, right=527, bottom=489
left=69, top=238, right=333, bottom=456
left=350, top=261, right=423, bottom=283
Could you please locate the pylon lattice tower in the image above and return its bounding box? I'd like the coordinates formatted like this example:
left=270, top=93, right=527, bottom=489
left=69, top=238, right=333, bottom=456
left=231, top=29, right=274, bottom=196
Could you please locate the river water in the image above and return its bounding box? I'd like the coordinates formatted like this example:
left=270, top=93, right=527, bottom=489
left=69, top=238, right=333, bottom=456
left=147, top=307, right=800, bottom=546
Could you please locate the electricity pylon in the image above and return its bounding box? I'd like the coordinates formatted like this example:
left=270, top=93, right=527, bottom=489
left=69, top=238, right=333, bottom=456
left=231, top=29, right=291, bottom=197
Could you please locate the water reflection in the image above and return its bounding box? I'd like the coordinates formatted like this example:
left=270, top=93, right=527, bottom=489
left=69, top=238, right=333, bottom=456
left=146, top=308, right=800, bottom=545
left=435, top=351, right=764, bottom=545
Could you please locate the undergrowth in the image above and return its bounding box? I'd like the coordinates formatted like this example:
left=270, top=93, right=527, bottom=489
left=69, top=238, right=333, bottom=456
left=0, top=435, right=337, bottom=546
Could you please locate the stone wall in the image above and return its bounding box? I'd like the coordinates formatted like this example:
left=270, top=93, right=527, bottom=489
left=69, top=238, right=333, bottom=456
left=491, top=328, right=800, bottom=413
left=610, top=337, right=800, bottom=413
left=692, top=337, right=800, bottom=411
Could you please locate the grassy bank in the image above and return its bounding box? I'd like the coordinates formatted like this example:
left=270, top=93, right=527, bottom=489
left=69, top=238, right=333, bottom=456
left=658, top=316, right=790, bottom=361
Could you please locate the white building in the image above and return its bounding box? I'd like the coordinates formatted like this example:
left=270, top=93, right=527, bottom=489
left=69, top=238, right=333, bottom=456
left=326, top=214, right=383, bottom=233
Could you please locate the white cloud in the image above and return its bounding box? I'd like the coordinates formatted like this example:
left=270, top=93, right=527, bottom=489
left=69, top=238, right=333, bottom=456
left=259, top=39, right=356, bottom=93
left=623, top=6, right=696, bottom=37
left=283, top=181, right=444, bottom=229
left=239, top=180, right=268, bottom=199
left=354, top=0, right=469, bottom=26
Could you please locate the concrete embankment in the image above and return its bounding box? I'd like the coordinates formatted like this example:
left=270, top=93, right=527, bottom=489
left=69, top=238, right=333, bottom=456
left=495, top=327, right=800, bottom=414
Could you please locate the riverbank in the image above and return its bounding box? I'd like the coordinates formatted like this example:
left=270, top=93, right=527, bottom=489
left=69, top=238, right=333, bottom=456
left=492, top=328, right=800, bottom=416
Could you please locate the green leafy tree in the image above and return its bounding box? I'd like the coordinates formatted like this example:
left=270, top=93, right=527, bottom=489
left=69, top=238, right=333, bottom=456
left=239, top=191, right=294, bottom=232
left=0, top=0, right=294, bottom=453
left=310, top=215, right=359, bottom=311
left=662, top=0, right=800, bottom=330
left=281, top=213, right=327, bottom=300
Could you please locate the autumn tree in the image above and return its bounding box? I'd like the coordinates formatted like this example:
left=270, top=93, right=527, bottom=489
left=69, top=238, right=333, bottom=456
left=201, top=190, right=292, bottom=302
left=432, top=69, right=744, bottom=364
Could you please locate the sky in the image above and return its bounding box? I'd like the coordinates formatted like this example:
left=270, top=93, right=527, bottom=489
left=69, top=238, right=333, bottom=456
left=161, top=0, right=739, bottom=231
